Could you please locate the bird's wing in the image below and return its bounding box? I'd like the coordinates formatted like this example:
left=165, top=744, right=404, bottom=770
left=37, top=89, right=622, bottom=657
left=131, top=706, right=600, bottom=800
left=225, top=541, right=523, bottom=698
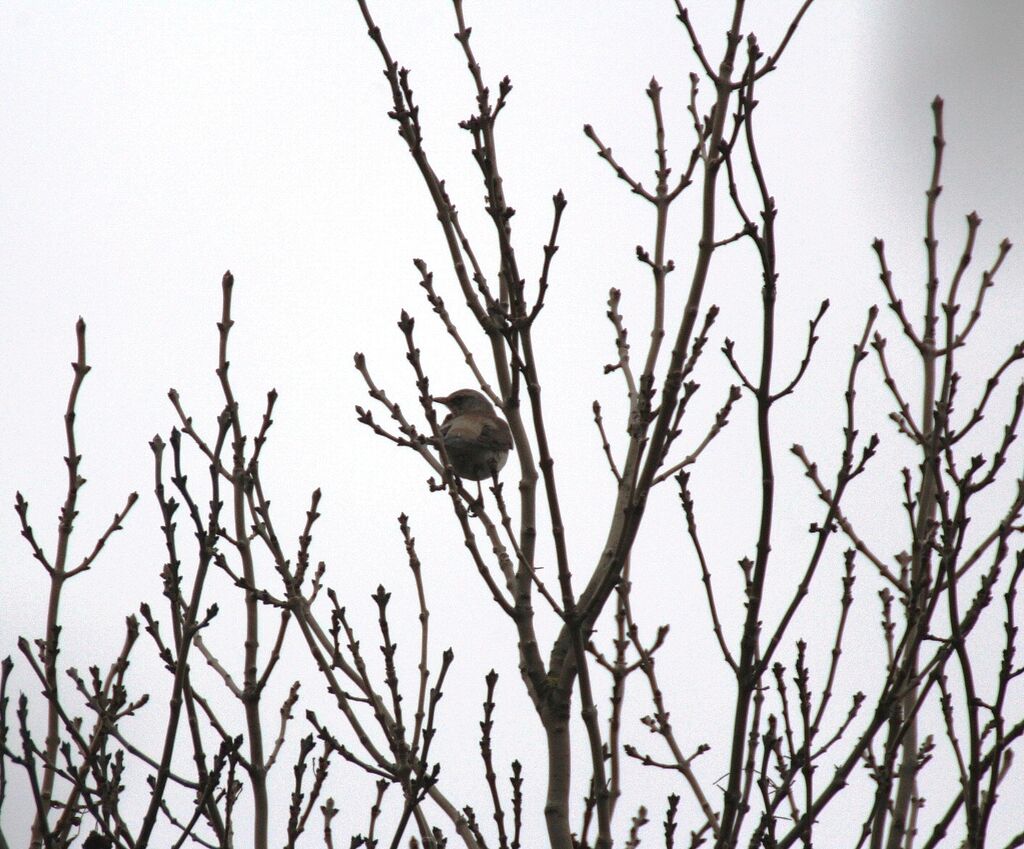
left=441, top=415, right=513, bottom=452
left=479, top=419, right=513, bottom=452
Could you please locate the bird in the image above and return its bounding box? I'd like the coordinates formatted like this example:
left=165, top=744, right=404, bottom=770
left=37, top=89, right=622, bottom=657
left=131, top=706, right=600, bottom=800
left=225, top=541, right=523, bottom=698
left=433, top=389, right=513, bottom=482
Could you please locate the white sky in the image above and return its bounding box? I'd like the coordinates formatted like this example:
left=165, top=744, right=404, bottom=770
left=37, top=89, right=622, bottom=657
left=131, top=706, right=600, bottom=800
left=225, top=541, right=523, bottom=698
left=2, top=2, right=1023, bottom=846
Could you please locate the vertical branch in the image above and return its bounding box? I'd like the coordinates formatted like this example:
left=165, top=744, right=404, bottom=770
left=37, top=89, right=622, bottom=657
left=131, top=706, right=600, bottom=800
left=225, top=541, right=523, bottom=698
left=479, top=671, right=509, bottom=849
left=12, top=320, right=136, bottom=848
left=716, top=35, right=780, bottom=847
left=400, top=515, right=431, bottom=757
left=0, top=656, right=12, bottom=828
left=571, top=0, right=753, bottom=655
left=31, top=318, right=91, bottom=848
left=884, top=98, right=945, bottom=849
left=168, top=420, right=231, bottom=846
left=136, top=432, right=219, bottom=849
left=214, top=271, right=271, bottom=849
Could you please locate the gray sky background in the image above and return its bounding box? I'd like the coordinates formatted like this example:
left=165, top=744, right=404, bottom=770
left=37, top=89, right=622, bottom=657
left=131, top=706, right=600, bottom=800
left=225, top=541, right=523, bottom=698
left=2, top=2, right=1023, bottom=845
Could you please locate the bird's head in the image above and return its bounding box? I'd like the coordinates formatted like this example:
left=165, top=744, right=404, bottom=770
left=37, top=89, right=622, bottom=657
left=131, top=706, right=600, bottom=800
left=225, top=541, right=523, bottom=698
left=433, top=388, right=496, bottom=415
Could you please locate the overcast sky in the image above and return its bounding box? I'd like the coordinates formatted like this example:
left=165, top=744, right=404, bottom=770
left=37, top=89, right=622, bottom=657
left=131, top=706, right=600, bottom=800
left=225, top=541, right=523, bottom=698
left=2, top=2, right=1023, bottom=845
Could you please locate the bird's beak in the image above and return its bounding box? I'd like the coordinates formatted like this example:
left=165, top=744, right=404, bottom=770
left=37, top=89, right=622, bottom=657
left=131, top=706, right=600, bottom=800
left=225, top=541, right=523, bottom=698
left=432, top=395, right=450, bottom=406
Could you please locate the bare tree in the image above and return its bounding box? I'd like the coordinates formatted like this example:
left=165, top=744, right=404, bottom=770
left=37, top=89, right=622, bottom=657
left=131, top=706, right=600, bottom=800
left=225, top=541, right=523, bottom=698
left=2, top=3, right=1022, bottom=849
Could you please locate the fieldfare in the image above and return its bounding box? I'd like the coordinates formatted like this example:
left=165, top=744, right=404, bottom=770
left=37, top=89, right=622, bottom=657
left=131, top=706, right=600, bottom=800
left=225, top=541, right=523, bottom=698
left=433, top=389, right=513, bottom=481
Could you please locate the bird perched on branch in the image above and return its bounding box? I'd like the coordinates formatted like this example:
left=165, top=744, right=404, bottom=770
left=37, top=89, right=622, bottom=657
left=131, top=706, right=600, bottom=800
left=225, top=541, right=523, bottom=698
left=433, top=389, right=513, bottom=481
